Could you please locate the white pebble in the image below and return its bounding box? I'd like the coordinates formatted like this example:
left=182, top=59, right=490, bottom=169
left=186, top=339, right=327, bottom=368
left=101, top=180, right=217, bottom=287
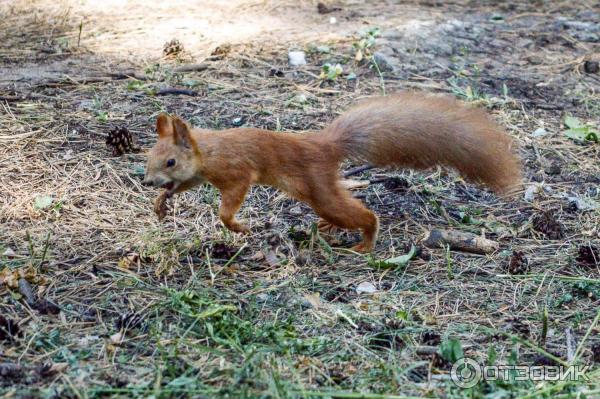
left=2, top=248, right=16, bottom=257
left=524, top=184, right=541, bottom=202
left=356, top=281, right=377, bottom=294
left=288, top=51, right=306, bottom=67
left=289, top=206, right=303, bottom=215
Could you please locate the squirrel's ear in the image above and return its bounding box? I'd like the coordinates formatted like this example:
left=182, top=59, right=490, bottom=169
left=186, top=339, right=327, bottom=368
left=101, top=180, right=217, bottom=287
left=171, top=116, right=197, bottom=151
left=156, top=113, right=173, bottom=137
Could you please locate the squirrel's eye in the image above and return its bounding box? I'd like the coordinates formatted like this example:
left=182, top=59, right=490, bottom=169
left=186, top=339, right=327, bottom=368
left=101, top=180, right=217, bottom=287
left=166, top=159, right=176, bottom=167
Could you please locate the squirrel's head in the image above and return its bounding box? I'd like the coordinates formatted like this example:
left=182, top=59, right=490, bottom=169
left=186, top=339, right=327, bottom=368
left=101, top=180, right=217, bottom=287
left=143, top=114, right=204, bottom=194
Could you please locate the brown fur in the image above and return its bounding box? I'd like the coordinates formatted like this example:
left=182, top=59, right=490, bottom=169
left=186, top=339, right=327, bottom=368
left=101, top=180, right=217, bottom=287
left=144, top=92, right=522, bottom=252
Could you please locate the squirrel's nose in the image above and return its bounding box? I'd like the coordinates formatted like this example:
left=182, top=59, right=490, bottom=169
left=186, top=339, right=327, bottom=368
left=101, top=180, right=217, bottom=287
left=142, top=177, right=153, bottom=186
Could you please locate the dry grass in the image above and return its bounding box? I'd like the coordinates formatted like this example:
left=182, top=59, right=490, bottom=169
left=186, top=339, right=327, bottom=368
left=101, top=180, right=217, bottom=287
left=1, top=1, right=599, bottom=398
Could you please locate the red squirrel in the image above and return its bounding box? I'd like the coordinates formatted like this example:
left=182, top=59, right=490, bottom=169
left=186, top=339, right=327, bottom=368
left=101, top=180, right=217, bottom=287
left=143, top=92, right=522, bottom=252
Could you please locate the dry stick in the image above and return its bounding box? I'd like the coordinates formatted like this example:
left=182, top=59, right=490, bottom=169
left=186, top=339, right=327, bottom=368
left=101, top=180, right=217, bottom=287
left=422, top=229, right=499, bottom=254
left=0, top=96, right=23, bottom=102
left=565, top=328, right=576, bottom=363
left=173, top=63, right=209, bottom=73
left=343, top=164, right=374, bottom=178
left=36, top=70, right=146, bottom=87
left=155, top=88, right=199, bottom=97
left=77, top=20, right=83, bottom=47
left=539, top=305, right=549, bottom=347
left=107, top=70, right=147, bottom=80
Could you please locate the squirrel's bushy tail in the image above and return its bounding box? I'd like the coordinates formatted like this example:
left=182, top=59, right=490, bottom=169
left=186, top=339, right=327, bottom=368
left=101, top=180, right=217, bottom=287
left=320, top=92, right=522, bottom=195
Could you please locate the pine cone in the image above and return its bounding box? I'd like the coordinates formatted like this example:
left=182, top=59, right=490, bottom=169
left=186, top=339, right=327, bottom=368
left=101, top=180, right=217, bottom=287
left=163, top=39, right=184, bottom=57
left=106, top=126, right=136, bottom=156
left=505, top=250, right=529, bottom=275
left=532, top=210, right=565, bottom=239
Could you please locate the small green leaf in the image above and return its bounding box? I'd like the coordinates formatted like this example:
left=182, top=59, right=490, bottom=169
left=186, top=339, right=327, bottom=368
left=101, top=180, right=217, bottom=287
left=487, top=346, right=498, bottom=364
left=34, top=195, right=54, bottom=210
left=146, top=87, right=159, bottom=96
left=126, top=80, right=144, bottom=91
left=320, top=63, right=343, bottom=81
left=564, top=115, right=583, bottom=129
left=196, top=304, right=237, bottom=319
left=385, top=245, right=416, bottom=267
left=395, top=310, right=409, bottom=320
left=564, top=117, right=599, bottom=143
left=440, top=338, right=464, bottom=363
left=565, top=128, right=591, bottom=141
left=585, top=130, right=599, bottom=143
left=459, top=212, right=471, bottom=224
left=328, top=64, right=343, bottom=80
left=96, top=111, right=108, bottom=123
left=369, top=245, right=416, bottom=269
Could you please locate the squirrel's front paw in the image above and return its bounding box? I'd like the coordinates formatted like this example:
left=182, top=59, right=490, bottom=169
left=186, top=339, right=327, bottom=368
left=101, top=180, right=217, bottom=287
left=154, top=191, right=172, bottom=221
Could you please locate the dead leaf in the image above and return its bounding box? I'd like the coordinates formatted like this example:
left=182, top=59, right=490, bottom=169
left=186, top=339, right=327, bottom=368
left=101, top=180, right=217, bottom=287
left=118, top=252, right=140, bottom=270
left=303, top=292, right=323, bottom=310
left=0, top=267, right=18, bottom=288
left=0, top=265, right=47, bottom=289
left=224, top=263, right=240, bottom=275
left=250, top=251, right=265, bottom=261
left=110, top=331, right=124, bottom=345
left=264, top=250, right=283, bottom=267
left=36, top=362, right=68, bottom=377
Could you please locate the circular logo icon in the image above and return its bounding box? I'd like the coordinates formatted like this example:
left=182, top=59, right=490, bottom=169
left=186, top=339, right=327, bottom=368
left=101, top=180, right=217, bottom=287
left=451, top=357, right=482, bottom=388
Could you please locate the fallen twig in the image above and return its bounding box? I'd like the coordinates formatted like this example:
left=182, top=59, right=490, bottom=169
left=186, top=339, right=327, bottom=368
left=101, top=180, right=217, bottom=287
left=0, top=95, right=23, bottom=102
left=36, top=70, right=147, bottom=87
left=155, top=88, right=199, bottom=97
left=565, top=328, right=576, bottom=363
left=422, top=229, right=499, bottom=254
left=173, top=63, right=209, bottom=73
left=343, top=165, right=374, bottom=178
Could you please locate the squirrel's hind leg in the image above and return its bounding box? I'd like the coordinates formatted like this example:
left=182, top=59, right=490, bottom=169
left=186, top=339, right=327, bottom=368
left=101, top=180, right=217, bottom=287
left=317, top=219, right=340, bottom=235
left=309, top=186, right=379, bottom=253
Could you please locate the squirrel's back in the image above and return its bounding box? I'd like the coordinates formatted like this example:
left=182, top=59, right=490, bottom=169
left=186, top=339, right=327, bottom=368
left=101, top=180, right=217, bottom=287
left=319, top=92, right=522, bottom=195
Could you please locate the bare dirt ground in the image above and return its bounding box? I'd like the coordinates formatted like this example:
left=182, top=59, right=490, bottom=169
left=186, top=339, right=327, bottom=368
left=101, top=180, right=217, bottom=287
left=1, top=0, right=599, bottom=398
